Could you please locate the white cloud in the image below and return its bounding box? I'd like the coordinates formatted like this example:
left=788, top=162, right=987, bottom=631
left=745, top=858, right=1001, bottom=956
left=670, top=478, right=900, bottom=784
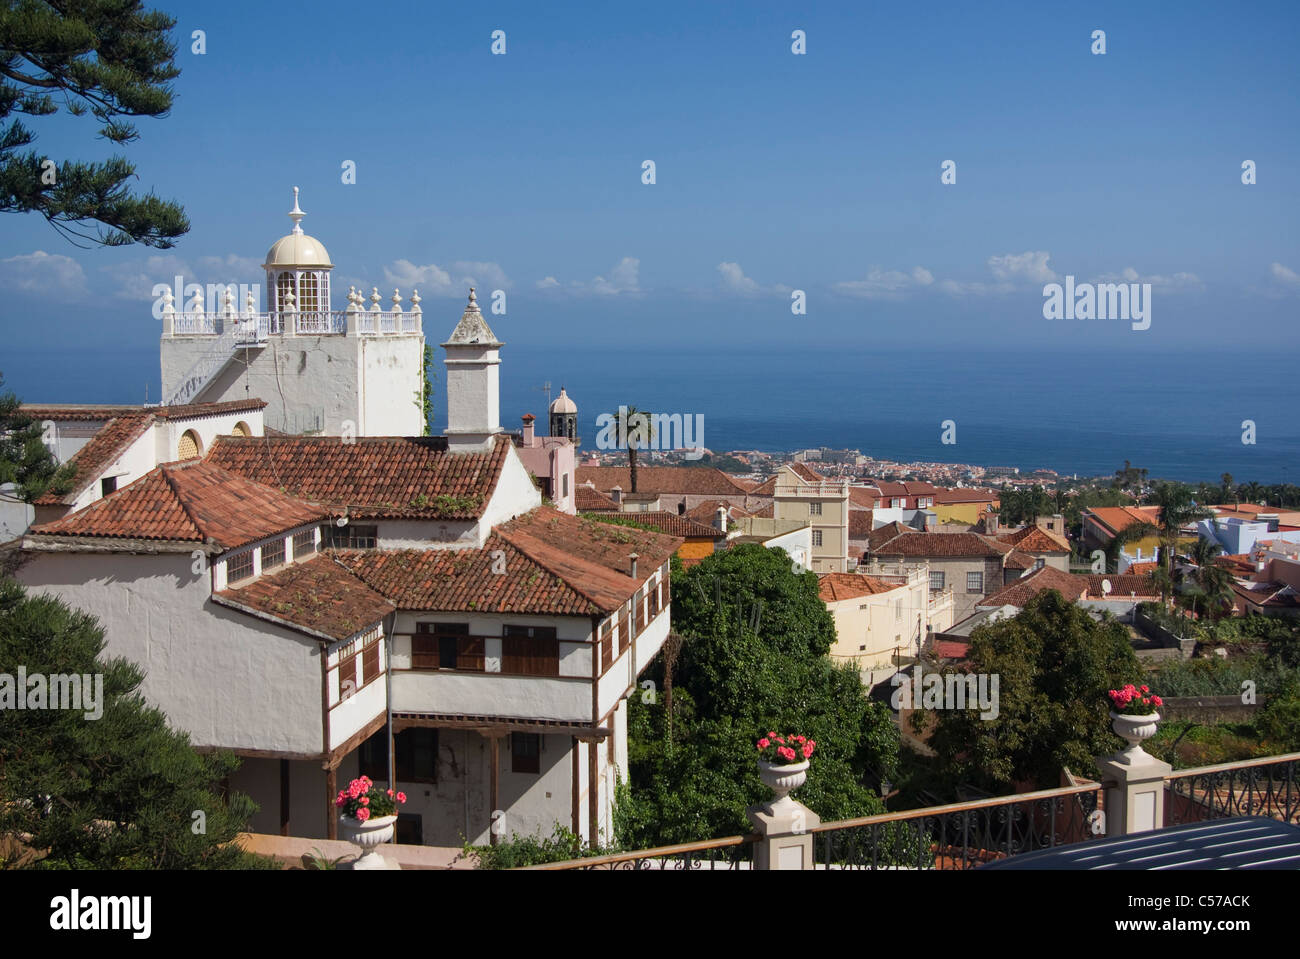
left=0, top=250, right=88, bottom=299
left=381, top=259, right=510, bottom=295
left=540, top=257, right=642, bottom=296
left=988, top=251, right=1057, bottom=284
left=1093, top=266, right=1203, bottom=292
left=834, top=266, right=933, bottom=299
left=1270, top=262, right=1300, bottom=287
left=715, top=261, right=792, bottom=296
left=109, top=252, right=263, bottom=301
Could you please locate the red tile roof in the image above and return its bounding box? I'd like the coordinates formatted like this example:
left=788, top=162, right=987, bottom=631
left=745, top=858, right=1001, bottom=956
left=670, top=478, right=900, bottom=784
left=1004, top=550, right=1038, bottom=570
left=747, top=476, right=778, bottom=496
left=981, top=566, right=1089, bottom=607
left=791, top=463, right=825, bottom=483
left=22, top=399, right=265, bottom=421
left=575, top=466, right=751, bottom=496
left=818, top=573, right=902, bottom=602
left=206, top=434, right=510, bottom=520
left=685, top=499, right=753, bottom=523
left=590, top=511, right=724, bottom=539
left=849, top=487, right=882, bottom=509
left=934, top=488, right=998, bottom=505
left=33, top=413, right=155, bottom=506
left=930, top=639, right=970, bottom=660
left=1085, top=574, right=1161, bottom=598
left=214, top=555, right=393, bottom=641
left=1230, top=580, right=1300, bottom=610
left=999, top=526, right=1070, bottom=553
left=336, top=508, right=680, bottom=615
left=867, top=521, right=911, bottom=552
left=575, top=485, right=619, bottom=511
left=1086, top=506, right=1159, bottom=536
left=872, top=532, right=1011, bottom=559
left=29, top=460, right=326, bottom=548
left=848, top=510, right=876, bottom=539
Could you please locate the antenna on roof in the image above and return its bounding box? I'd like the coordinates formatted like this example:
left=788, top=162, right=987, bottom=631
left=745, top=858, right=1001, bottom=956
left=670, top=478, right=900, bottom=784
left=536, top=380, right=553, bottom=410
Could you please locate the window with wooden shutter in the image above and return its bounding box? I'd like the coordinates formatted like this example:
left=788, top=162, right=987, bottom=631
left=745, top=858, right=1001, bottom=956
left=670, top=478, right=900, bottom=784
left=635, top=590, right=645, bottom=635
left=502, top=625, right=559, bottom=676
left=457, top=635, right=485, bottom=671
left=648, top=580, right=660, bottom=618
left=338, top=653, right=357, bottom=702
left=600, top=620, right=613, bottom=673
left=511, top=733, right=541, bottom=774
left=362, top=638, right=380, bottom=685
left=617, top=607, right=629, bottom=653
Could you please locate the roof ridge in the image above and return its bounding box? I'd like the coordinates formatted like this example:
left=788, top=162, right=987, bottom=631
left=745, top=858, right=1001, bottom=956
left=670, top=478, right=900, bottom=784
left=491, top=527, right=607, bottom=613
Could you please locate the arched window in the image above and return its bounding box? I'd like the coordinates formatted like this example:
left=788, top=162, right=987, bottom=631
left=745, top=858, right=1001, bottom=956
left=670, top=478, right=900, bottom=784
left=231, top=421, right=251, bottom=438
left=297, top=271, right=320, bottom=313
left=178, top=429, right=202, bottom=460
left=275, top=272, right=295, bottom=312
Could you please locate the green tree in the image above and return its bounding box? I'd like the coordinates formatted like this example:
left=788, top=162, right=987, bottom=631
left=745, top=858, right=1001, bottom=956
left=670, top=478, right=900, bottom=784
left=1148, top=482, right=1212, bottom=595
left=0, top=0, right=188, bottom=247
left=607, top=406, right=653, bottom=493
left=1220, top=473, right=1235, bottom=505
left=0, top=578, right=268, bottom=868
left=923, top=590, right=1142, bottom=790
left=0, top=373, right=75, bottom=502
left=1113, top=460, right=1148, bottom=493
left=618, top=544, right=898, bottom=847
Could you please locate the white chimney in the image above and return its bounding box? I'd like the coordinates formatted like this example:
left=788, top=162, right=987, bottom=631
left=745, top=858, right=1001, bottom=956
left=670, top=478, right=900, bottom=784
left=611, top=485, right=623, bottom=505
left=629, top=552, right=638, bottom=579
left=522, top=414, right=535, bottom=445
left=714, top=506, right=727, bottom=532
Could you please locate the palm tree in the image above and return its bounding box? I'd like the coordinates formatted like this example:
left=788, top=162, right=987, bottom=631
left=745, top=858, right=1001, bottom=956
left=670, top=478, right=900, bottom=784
left=1149, top=482, right=1213, bottom=599
left=1177, top=539, right=1233, bottom=621
left=1220, top=472, right=1235, bottom=505
left=1242, top=481, right=1263, bottom=505
left=1103, top=519, right=1159, bottom=574
left=612, top=406, right=654, bottom=493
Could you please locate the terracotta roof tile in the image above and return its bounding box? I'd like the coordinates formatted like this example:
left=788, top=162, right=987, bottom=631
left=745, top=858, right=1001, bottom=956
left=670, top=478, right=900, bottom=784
left=981, top=566, right=1088, bottom=607
left=1086, top=574, right=1161, bottom=598
left=848, top=511, right=876, bottom=539
left=214, top=555, right=393, bottom=641
left=930, top=640, right=971, bottom=660
left=934, top=488, right=998, bottom=505
left=336, top=507, right=679, bottom=616
left=872, top=531, right=1011, bottom=558
left=33, top=413, right=155, bottom=506
left=1087, top=506, right=1159, bottom=536
left=575, top=466, right=751, bottom=496
left=685, top=499, right=753, bottom=523
left=747, top=476, right=778, bottom=496
left=22, top=399, right=265, bottom=421
left=818, top=573, right=902, bottom=602
left=791, top=463, right=825, bottom=483
left=1004, top=550, right=1038, bottom=570
left=30, top=460, right=325, bottom=548
left=206, top=434, right=510, bottom=520
left=999, top=526, right=1071, bottom=552
left=590, top=511, right=724, bottom=539
left=849, top=487, right=882, bottom=509
left=575, top=485, right=619, bottom=511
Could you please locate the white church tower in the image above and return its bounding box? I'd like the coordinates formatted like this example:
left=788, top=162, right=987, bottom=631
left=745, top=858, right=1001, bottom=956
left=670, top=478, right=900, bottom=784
left=442, top=288, right=504, bottom=452
left=159, top=188, right=426, bottom=437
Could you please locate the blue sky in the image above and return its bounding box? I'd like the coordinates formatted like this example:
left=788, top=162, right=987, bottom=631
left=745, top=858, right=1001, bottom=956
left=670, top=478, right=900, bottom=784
left=2, top=0, right=1298, bottom=359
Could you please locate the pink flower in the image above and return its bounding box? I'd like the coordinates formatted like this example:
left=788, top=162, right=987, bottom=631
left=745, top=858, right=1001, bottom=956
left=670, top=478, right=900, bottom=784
left=1151, top=695, right=1163, bottom=707
left=360, top=796, right=369, bottom=806
left=387, top=789, right=394, bottom=797
left=777, top=746, right=796, bottom=762
left=767, top=731, right=777, bottom=738
left=356, top=807, right=370, bottom=822
left=757, top=738, right=770, bottom=749
left=1140, top=685, right=1150, bottom=693
left=396, top=792, right=406, bottom=803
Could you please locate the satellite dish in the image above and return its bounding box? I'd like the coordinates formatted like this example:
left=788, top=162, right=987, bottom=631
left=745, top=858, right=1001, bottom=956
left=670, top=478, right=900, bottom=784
left=1101, top=578, right=1112, bottom=595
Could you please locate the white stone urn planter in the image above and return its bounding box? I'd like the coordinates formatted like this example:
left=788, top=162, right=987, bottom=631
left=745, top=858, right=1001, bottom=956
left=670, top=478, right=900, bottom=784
left=758, top=760, right=810, bottom=813
left=339, top=814, right=397, bottom=870
left=1110, top=711, right=1160, bottom=765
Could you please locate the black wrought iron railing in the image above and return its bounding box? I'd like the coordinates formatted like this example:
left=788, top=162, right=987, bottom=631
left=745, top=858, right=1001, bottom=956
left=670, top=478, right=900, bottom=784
left=521, top=835, right=756, bottom=870
left=1165, top=751, right=1300, bottom=826
left=811, top=783, right=1105, bottom=870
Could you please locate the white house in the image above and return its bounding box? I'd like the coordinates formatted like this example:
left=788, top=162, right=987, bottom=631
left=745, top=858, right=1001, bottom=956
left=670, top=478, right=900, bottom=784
left=10, top=292, right=681, bottom=849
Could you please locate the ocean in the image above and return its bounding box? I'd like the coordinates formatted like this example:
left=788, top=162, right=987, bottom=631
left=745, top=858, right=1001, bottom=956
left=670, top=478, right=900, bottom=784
left=3, top=345, right=1297, bottom=485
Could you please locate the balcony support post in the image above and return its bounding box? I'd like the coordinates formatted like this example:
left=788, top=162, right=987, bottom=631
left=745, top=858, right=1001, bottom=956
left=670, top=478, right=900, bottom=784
left=1096, top=749, right=1171, bottom=837
left=746, top=797, right=820, bottom=870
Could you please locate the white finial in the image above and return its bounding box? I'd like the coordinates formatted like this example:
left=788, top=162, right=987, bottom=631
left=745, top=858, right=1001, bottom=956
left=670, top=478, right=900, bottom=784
left=369, top=287, right=382, bottom=311
left=289, top=185, right=305, bottom=235
left=244, top=289, right=256, bottom=318
left=188, top=288, right=205, bottom=314
left=222, top=287, right=236, bottom=317
left=467, top=287, right=478, bottom=310
left=391, top=288, right=403, bottom=312
left=161, top=287, right=175, bottom=315
left=410, top=289, right=422, bottom=313
left=284, top=288, right=297, bottom=312
left=345, top=285, right=358, bottom=312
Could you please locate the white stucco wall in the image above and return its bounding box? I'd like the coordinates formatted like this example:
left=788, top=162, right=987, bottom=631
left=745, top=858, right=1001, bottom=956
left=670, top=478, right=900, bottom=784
left=359, top=334, right=425, bottom=436
left=477, top=445, right=544, bottom=541
left=17, top=551, right=325, bottom=754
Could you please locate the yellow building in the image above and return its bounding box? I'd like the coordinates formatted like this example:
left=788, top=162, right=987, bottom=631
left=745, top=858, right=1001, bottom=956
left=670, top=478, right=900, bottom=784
left=931, top=488, right=999, bottom=526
